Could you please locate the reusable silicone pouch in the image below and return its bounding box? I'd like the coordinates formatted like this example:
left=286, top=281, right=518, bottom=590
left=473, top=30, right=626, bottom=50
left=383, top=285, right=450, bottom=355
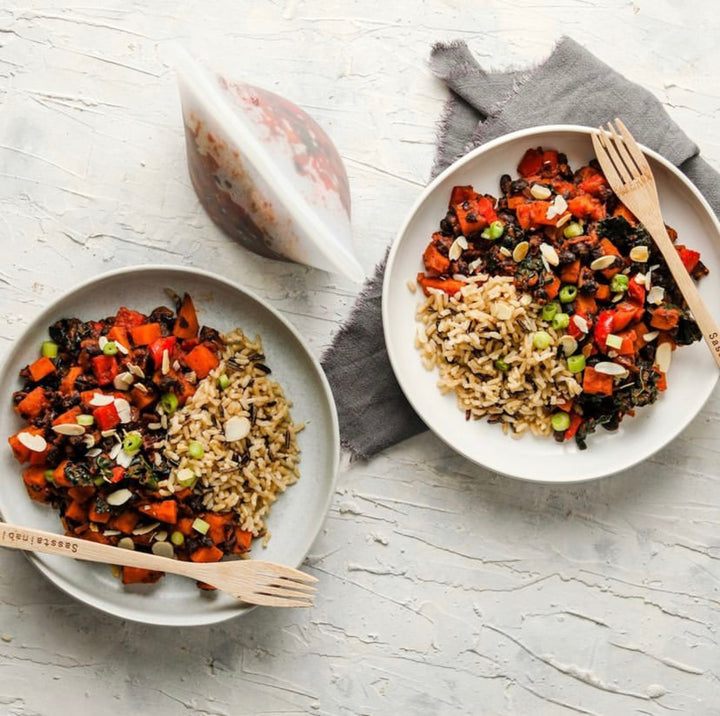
left=174, top=47, right=364, bottom=282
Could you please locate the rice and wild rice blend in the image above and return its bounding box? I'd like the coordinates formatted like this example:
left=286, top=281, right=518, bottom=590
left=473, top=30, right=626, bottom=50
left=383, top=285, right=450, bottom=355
left=416, top=275, right=582, bottom=437
left=163, top=329, right=303, bottom=543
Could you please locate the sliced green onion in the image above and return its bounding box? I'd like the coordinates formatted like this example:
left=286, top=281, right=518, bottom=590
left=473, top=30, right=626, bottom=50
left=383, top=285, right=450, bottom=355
left=541, top=302, right=559, bottom=321
left=192, top=518, right=210, bottom=535
left=102, top=340, right=118, bottom=356
left=610, top=274, right=629, bottom=293
left=170, top=531, right=185, bottom=546
left=480, top=227, right=491, bottom=239
left=218, top=374, right=230, bottom=390
left=533, top=331, right=552, bottom=350
left=552, top=313, right=570, bottom=330
left=188, top=441, right=204, bottom=459
left=551, top=412, right=571, bottom=432
left=160, top=392, right=178, bottom=415
left=487, top=220, right=505, bottom=240
left=93, top=476, right=106, bottom=486
left=494, top=358, right=509, bottom=372
left=567, top=354, right=586, bottom=373
left=44, top=469, right=54, bottom=484
left=563, top=222, right=584, bottom=239
left=41, top=340, right=59, bottom=358
left=76, top=414, right=95, bottom=427
left=559, top=285, right=578, bottom=303
left=122, top=431, right=142, bottom=455
left=177, top=468, right=197, bottom=487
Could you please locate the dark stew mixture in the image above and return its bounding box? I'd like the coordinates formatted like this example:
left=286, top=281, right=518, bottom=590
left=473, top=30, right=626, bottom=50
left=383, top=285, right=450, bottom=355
left=417, top=147, right=708, bottom=449
left=8, top=292, right=253, bottom=587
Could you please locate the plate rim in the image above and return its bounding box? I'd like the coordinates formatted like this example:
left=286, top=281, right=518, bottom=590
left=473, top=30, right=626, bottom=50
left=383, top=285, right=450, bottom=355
left=382, top=124, right=720, bottom=483
left=0, top=264, right=340, bottom=625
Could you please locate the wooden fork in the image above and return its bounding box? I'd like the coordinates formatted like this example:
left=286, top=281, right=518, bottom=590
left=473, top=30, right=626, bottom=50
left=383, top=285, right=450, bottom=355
left=0, top=521, right=316, bottom=607
left=592, top=118, right=720, bottom=369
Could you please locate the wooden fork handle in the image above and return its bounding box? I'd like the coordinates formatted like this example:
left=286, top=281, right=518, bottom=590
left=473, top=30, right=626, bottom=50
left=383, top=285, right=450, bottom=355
left=641, top=215, right=720, bottom=369
left=0, top=521, right=198, bottom=578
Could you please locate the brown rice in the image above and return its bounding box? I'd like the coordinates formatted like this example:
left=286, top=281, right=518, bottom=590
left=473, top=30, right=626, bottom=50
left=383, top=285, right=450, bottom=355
left=415, top=275, right=582, bottom=436
left=162, top=328, right=303, bottom=540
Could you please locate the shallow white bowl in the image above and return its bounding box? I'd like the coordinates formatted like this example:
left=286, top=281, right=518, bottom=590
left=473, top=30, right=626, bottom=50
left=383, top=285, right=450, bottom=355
left=0, top=265, right=339, bottom=625
left=383, top=125, right=720, bottom=483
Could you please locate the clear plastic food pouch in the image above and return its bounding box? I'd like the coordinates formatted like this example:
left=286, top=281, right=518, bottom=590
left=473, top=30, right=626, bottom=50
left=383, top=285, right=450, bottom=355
left=174, top=47, right=364, bottom=282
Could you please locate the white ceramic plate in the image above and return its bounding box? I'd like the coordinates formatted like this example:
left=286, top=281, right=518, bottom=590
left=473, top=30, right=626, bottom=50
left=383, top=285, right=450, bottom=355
left=0, top=266, right=339, bottom=625
left=383, top=125, right=720, bottom=483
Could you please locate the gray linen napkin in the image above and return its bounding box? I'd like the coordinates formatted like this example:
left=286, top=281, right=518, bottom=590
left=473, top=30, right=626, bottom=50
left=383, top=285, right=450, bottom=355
left=321, top=36, right=720, bottom=460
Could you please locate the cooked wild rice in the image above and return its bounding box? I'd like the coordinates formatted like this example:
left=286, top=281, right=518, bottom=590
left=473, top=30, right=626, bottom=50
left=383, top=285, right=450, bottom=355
left=163, top=328, right=303, bottom=539
left=415, top=275, right=582, bottom=436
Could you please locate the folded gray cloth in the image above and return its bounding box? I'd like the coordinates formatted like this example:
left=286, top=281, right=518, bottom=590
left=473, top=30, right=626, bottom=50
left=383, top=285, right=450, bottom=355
left=321, top=36, right=720, bottom=460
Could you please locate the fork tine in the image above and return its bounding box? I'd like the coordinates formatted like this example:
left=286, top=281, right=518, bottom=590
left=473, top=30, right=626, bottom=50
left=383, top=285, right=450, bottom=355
left=614, top=118, right=652, bottom=174
left=253, top=561, right=318, bottom=583
left=250, top=594, right=314, bottom=608
left=608, top=120, right=642, bottom=179
left=596, top=126, right=632, bottom=184
left=591, top=132, right=622, bottom=188
left=263, top=578, right=317, bottom=593
left=253, top=584, right=318, bottom=600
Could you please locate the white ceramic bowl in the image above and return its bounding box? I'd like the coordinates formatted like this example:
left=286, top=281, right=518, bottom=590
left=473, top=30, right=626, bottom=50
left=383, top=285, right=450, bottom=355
left=383, top=125, right=720, bottom=483
left=0, top=265, right=339, bottom=624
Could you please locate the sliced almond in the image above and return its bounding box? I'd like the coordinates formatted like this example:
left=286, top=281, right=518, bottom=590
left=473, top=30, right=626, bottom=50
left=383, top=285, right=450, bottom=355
left=629, top=245, right=649, bottom=262
left=83, top=435, right=96, bottom=449
left=225, top=415, right=251, bottom=442
left=107, top=489, right=133, bottom=507
left=546, top=194, right=568, bottom=219
left=512, top=241, right=529, bottom=262
left=590, top=255, right=617, bottom=271
left=559, top=335, right=578, bottom=357
left=117, top=537, right=135, bottom=550
left=655, top=341, right=672, bottom=373
left=594, top=361, right=628, bottom=376
left=114, top=398, right=132, bottom=423
left=152, top=541, right=175, bottom=559
left=647, top=285, right=665, bottom=305
left=539, top=243, right=559, bottom=267
left=448, top=237, right=466, bottom=261
left=530, top=183, right=552, bottom=200
left=519, top=293, right=533, bottom=306
left=86, top=447, right=102, bottom=458
left=134, top=383, right=148, bottom=394
left=634, top=272, right=647, bottom=287
left=89, top=393, right=115, bottom=407
left=109, top=443, right=122, bottom=460
left=643, top=330, right=659, bottom=342
left=572, top=315, right=589, bottom=334
left=113, top=371, right=134, bottom=391
left=101, top=429, right=117, bottom=438
left=499, top=246, right=512, bottom=257
left=132, top=521, right=160, bottom=536
left=467, top=258, right=484, bottom=272
left=98, top=336, right=108, bottom=349
left=555, top=212, right=572, bottom=228
left=161, top=349, right=171, bottom=376
left=17, top=432, right=47, bottom=452
left=116, top=450, right=135, bottom=468
left=127, top=363, right=145, bottom=379
left=52, top=423, right=85, bottom=436
left=115, top=341, right=129, bottom=355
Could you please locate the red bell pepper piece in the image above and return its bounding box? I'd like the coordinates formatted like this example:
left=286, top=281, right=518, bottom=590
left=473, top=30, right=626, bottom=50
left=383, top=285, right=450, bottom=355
left=517, top=148, right=544, bottom=177
left=593, top=310, right=615, bottom=351
left=677, top=246, right=700, bottom=274
left=627, top=275, right=646, bottom=305
left=148, top=336, right=177, bottom=368
left=110, top=466, right=126, bottom=483
left=564, top=413, right=583, bottom=441
left=93, top=402, right=121, bottom=431
left=91, top=355, right=119, bottom=386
